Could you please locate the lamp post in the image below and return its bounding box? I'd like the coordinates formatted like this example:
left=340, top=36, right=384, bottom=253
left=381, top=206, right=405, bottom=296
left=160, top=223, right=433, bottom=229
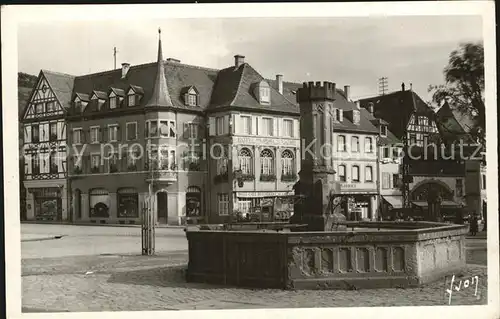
left=142, top=149, right=156, bottom=256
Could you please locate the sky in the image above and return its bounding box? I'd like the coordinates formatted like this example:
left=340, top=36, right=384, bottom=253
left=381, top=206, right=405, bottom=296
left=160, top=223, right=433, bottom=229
left=18, top=15, right=483, bottom=102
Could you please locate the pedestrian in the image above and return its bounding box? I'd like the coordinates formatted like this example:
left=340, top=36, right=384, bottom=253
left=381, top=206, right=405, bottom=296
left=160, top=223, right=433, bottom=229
left=455, top=208, right=464, bottom=225
left=470, top=213, right=478, bottom=236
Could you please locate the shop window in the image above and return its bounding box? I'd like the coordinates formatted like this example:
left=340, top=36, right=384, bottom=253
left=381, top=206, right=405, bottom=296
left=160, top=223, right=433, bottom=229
left=117, top=188, right=139, bottom=218
left=89, top=188, right=110, bottom=218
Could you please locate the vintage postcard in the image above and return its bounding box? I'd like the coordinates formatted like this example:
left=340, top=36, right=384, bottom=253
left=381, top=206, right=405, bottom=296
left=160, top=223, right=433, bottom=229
left=2, top=2, right=498, bottom=319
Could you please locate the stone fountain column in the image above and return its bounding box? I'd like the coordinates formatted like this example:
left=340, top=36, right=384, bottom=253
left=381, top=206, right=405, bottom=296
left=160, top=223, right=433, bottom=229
left=292, top=81, right=346, bottom=231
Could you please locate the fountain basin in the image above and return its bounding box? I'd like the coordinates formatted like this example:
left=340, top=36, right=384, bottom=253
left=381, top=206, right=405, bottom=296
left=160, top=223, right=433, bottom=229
left=186, top=221, right=468, bottom=290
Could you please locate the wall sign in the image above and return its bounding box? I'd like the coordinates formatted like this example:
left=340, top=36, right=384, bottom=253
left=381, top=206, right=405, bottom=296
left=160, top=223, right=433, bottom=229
left=232, top=136, right=300, bottom=147
left=236, top=191, right=294, bottom=198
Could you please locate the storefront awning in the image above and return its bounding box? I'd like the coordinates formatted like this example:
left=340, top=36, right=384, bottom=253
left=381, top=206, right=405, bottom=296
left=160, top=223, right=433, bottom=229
left=411, top=200, right=462, bottom=208
left=382, top=196, right=403, bottom=208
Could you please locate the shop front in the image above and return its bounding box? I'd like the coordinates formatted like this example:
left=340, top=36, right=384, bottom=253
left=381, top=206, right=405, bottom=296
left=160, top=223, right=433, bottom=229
left=234, top=191, right=295, bottom=222
left=32, top=187, right=62, bottom=221
left=339, top=183, right=377, bottom=221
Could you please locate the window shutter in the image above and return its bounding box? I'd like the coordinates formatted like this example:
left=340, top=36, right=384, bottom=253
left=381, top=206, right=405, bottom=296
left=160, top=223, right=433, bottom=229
left=251, top=116, right=257, bottom=135
left=24, top=126, right=31, bottom=143
left=145, top=122, right=149, bottom=138
left=184, top=93, right=188, bottom=106
left=277, top=119, right=282, bottom=137
left=273, top=118, right=278, bottom=137
left=208, top=117, right=215, bottom=136
left=232, top=114, right=238, bottom=135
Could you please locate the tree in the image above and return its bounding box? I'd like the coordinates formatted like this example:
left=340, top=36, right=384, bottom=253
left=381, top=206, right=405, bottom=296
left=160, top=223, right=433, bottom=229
left=429, top=42, right=485, bottom=144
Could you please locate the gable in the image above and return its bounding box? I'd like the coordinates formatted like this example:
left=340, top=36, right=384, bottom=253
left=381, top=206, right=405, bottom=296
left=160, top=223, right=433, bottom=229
left=23, top=74, right=65, bottom=120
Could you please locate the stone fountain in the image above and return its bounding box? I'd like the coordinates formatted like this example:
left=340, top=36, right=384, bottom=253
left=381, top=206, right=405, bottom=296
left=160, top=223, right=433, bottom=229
left=185, top=81, right=468, bottom=290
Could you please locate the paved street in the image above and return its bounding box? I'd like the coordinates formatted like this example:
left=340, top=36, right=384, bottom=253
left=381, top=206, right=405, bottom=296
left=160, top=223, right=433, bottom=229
left=21, top=224, right=489, bottom=311
left=21, top=223, right=187, bottom=258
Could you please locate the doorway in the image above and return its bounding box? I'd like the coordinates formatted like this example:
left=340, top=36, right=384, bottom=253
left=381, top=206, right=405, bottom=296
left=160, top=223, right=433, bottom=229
left=157, top=192, right=168, bottom=224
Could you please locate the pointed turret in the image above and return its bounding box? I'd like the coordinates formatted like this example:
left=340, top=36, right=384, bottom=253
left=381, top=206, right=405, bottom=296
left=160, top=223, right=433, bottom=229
left=145, top=28, right=173, bottom=107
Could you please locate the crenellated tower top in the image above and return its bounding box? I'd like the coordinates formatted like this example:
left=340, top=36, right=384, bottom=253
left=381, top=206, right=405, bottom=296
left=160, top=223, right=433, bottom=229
left=296, top=81, right=336, bottom=103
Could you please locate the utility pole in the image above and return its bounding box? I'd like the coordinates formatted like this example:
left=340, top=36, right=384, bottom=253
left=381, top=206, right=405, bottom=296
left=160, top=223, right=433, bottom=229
left=113, top=47, right=118, bottom=70
left=401, top=83, right=412, bottom=216
left=378, top=77, right=388, bottom=95
left=142, top=143, right=155, bottom=255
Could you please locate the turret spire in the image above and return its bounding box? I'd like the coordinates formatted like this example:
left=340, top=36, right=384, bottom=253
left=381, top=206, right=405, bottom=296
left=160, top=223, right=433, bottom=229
left=145, top=27, right=173, bottom=107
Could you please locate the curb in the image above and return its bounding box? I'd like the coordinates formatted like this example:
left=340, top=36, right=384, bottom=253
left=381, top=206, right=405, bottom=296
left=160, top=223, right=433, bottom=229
left=21, top=221, right=185, bottom=229
left=21, top=235, right=66, bottom=242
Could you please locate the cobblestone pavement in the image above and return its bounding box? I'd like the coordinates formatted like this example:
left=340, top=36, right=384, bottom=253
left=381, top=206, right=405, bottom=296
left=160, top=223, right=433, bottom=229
left=22, top=249, right=488, bottom=312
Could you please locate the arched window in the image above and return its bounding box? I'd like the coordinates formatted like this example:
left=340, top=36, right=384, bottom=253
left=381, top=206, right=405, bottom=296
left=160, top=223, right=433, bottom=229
left=260, top=149, right=274, bottom=177
left=352, top=136, right=360, bottom=152
left=89, top=188, right=110, bottom=218
left=281, top=150, right=294, bottom=176
left=365, top=166, right=373, bottom=182
left=238, top=148, right=253, bottom=175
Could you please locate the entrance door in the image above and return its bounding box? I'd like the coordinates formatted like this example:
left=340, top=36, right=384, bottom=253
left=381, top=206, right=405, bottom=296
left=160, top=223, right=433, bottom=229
left=157, top=192, right=168, bottom=224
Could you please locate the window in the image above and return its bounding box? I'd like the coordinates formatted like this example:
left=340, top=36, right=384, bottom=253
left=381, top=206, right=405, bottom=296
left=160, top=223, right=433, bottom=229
left=74, top=100, right=82, bottom=111
left=238, top=200, right=252, bottom=215
left=73, top=129, right=82, bottom=144
left=365, top=137, right=373, bottom=153
left=218, top=193, right=229, bottom=216
left=380, top=125, right=387, bottom=137
left=353, top=110, right=360, bottom=125
left=241, top=116, right=251, bottom=135
left=283, top=119, right=293, bottom=137
left=338, top=164, right=346, bottom=182
left=90, top=127, right=100, bottom=143
left=337, top=135, right=346, bottom=151
left=128, top=94, right=135, bottom=106
left=127, top=149, right=140, bottom=170
left=157, top=120, right=168, bottom=137
left=186, top=123, right=198, bottom=139
left=262, top=118, right=273, bottom=136
left=108, top=153, right=118, bottom=173
left=382, top=146, right=390, bottom=159
left=281, top=150, right=294, bottom=176
left=365, top=166, right=373, bottom=182
left=169, top=120, right=176, bottom=137
left=259, top=87, right=271, bottom=104
left=261, top=118, right=273, bottom=136
left=49, top=123, right=57, bottom=141
left=332, top=108, right=338, bottom=121
left=35, top=103, right=44, bottom=114
left=393, top=174, right=400, bottom=189
left=32, top=155, right=40, bottom=175
left=49, top=152, right=58, bottom=174
left=260, top=149, right=274, bottom=176
left=215, top=146, right=228, bottom=175
left=108, top=125, right=118, bottom=142
left=98, top=99, right=105, bottom=110
left=482, top=175, right=486, bottom=189
left=352, top=136, right=360, bottom=152
left=238, top=148, right=253, bottom=175
left=110, top=97, right=117, bottom=109
left=409, top=134, right=417, bottom=145
left=32, top=125, right=39, bottom=142
left=91, top=154, right=101, bottom=173
left=149, top=121, right=158, bottom=137
left=456, top=179, right=463, bottom=197
left=352, top=165, right=360, bottom=182
left=182, top=151, right=200, bottom=171
left=216, top=117, right=225, bottom=135
left=126, top=122, right=137, bottom=140
left=187, top=94, right=197, bottom=106
left=46, top=101, right=55, bottom=112
left=382, top=173, right=391, bottom=189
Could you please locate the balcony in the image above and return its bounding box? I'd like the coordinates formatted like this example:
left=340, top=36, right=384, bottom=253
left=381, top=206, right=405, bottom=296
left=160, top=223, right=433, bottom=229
left=146, top=170, right=178, bottom=184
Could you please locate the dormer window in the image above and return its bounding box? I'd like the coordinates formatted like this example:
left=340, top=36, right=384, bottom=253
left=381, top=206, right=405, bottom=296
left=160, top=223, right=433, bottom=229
left=338, top=109, right=343, bottom=122
left=253, top=80, right=271, bottom=105
left=183, top=86, right=199, bottom=107
left=353, top=110, right=360, bottom=125
left=127, top=86, right=144, bottom=107
left=380, top=125, right=387, bottom=137
left=98, top=99, right=105, bottom=110
left=74, top=100, right=82, bottom=111
left=128, top=94, right=135, bottom=107
left=110, top=97, right=117, bottom=109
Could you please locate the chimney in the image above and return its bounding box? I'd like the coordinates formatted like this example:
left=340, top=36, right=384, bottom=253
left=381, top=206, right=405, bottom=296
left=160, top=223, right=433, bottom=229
left=355, top=100, right=361, bottom=109
left=234, top=54, right=245, bottom=68
left=410, top=83, right=413, bottom=91
left=166, top=58, right=181, bottom=63
left=368, top=102, right=374, bottom=114
left=401, top=82, right=405, bottom=92
left=344, top=85, right=351, bottom=101
left=276, top=74, right=283, bottom=94
left=121, top=63, right=131, bottom=78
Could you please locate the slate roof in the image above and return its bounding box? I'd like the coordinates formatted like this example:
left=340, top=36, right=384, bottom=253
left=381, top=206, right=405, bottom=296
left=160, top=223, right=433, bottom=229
left=358, top=90, right=435, bottom=139
left=208, top=64, right=299, bottom=114
left=41, top=70, right=76, bottom=109
left=18, top=86, right=32, bottom=118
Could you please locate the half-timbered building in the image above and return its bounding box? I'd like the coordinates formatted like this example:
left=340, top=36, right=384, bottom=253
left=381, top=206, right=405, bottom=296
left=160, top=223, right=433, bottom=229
left=359, top=84, right=469, bottom=219
left=21, top=70, right=73, bottom=221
